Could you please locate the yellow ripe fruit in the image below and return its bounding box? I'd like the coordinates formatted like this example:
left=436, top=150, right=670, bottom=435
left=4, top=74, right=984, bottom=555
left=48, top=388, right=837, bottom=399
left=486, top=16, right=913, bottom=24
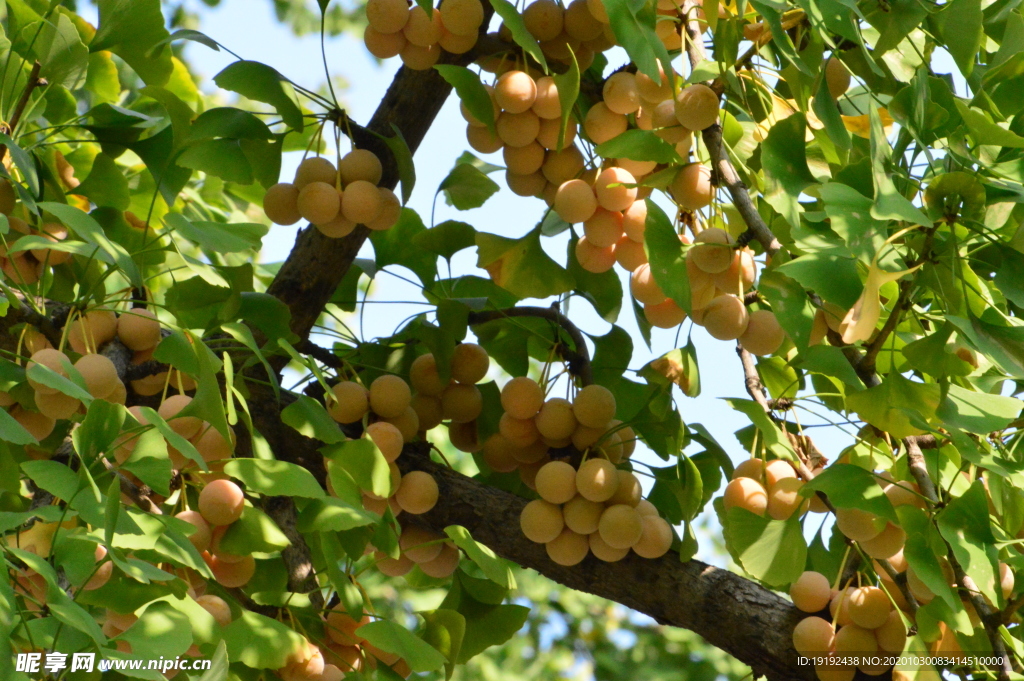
left=741, top=310, right=786, bottom=356
left=376, top=549, right=415, bottom=576
left=341, top=180, right=383, bottom=225
left=35, top=390, right=80, bottom=420
left=507, top=170, right=547, bottom=197
left=339, top=149, right=383, bottom=186
left=598, top=504, right=643, bottom=549
left=723, top=477, right=768, bottom=516
left=447, top=344, right=489, bottom=386
left=467, top=123, right=503, bottom=154
left=366, top=0, right=410, bottom=33
left=295, top=157, right=338, bottom=190
left=617, top=157, right=656, bottom=180
left=860, top=522, right=906, bottom=559
left=848, top=586, right=890, bottom=629
left=439, top=0, right=484, bottom=35
left=690, top=227, right=734, bottom=274
left=792, top=616, right=834, bottom=656
left=633, top=515, right=673, bottom=558
left=420, top=542, right=461, bottom=578
left=175, top=510, right=213, bottom=553
left=535, top=460, right=578, bottom=504
left=524, top=0, right=565, bottom=41
left=575, top=457, right=619, bottom=502
left=496, top=110, right=541, bottom=147
left=563, top=495, right=603, bottom=534
left=875, top=609, right=907, bottom=653
left=196, top=424, right=234, bottom=463
left=542, top=145, right=585, bottom=184
left=75, top=353, right=119, bottom=399
left=564, top=0, right=602, bottom=41
left=573, top=384, right=616, bottom=428
left=411, top=394, right=443, bottom=431
left=264, top=182, right=302, bottom=225
left=575, top=236, right=616, bottom=273
left=369, top=374, right=412, bottom=418
left=117, top=308, right=160, bottom=351
left=365, top=26, right=408, bottom=59
left=159, top=394, right=203, bottom=440
left=603, top=72, right=640, bottom=115
left=767, top=477, right=807, bottom=520
left=439, top=25, right=478, bottom=53
left=537, top=117, right=577, bottom=150
left=608, top=470, right=641, bottom=507
left=499, top=412, right=540, bottom=447
left=790, top=571, right=831, bottom=613
left=328, top=381, right=369, bottom=424
left=495, top=70, right=538, bottom=114
left=383, top=405, right=419, bottom=442
left=482, top=433, right=520, bottom=472
left=400, top=526, right=443, bottom=563
left=298, top=181, right=341, bottom=225
left=198, top=479, right=245, bottom=526
left=830, top=588, right=854, bottom=625
left=448, top=420, right=481, bottom=453
left=825, top=57, right=851, bottom=99
left=733, top=458, right=766, bottom=481
left=410, top=353, right=447, bottom=396
left=835, top=507, right=886, bottom=542
left=645, top=298, right=686, bottom=329
left=713, top=248, right=756, bottom=295
left=884, top=481, right=924, bottom=509
left=532, top=75, right=562, bottom=118
left=535, top=397, right=577, bottom=440
left=671, top=163, right=714, bottom=211
left=196, top=594, right=232, bottom=628
left=702, top=295, right=749, bottom=341
left=589, top=531, right=628, bottom=562
left=404, top=6, right=443, bottom=46
left=594, top=167, right=637, bottom=212
left=674, top=84, right=719, bottom=131
left=521, top=498, right=565, bottom=542
left=655, top=17, right=681, bottom=50
left=1001, top=562, right=1015, bottom=600
left=27, top=348, right=69, bottom=395
left=612, top=421, right=636, bottom=460
left=572, top=423, right=605, bottom=451
left=765, top=459, right=797, bottom=487
left=636, top=64, right=673, bottom=103
left=636, top=499, right=658, bottom=517
left=547, top=527, right=590, bottom=565
left=615, top=235, right=647, bottom=271
left=554, top=179, right=598, bottom=224
left=630, top=263, right=667, bottom=305
left=622, top=199, right=647, bottom=242
left=0, top=179, right=14, bottom=215
left=501, top=376, right=544, bottom=420
left=366, top=421, right=404, bottom=462
left=503, top=141, right=546, bottom=175
left=510, top=439, right=548, bottom=465
left=834, top=624, right=878, bottom=655
left=584, top=102, right=627, bottom=144
left=583, top=208, right=623, bottom=248
left=395, top=471, right=438, bottom=514
left=652, top=99, right=690, bottom=143
left=441, top=382, right=483, bottom=423
left=586, top=0, right=609, bottom=22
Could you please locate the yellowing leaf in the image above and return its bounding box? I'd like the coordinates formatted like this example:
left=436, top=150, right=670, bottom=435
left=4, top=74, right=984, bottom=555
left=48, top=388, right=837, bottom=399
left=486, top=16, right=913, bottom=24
left=842, top=108, right=894, bottom=139
left=475, top=228, right=574, bottom=300
left=840, top=260, right=921, bottom=344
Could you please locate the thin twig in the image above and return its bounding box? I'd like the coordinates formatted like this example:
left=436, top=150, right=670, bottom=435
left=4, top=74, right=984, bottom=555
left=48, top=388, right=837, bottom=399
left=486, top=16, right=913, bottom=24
left=99, top=457, right=163, bottom=515
left=1, top=61, right=45, bottom=165
left=949, top=555, right=1013, bottom=680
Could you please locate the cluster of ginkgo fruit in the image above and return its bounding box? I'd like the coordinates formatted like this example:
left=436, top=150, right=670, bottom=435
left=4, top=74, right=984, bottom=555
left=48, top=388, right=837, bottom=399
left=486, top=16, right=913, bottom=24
left=11, top=520, right=114, bottom=601
left=320, top=607, right=415, bottom=680
left=722, top=457, right=824, bottom=521
left=0, top=213, right=72, bottom=287
left=363, top=0, right=485, bottom=67
left=372, top=524, right=462, bottom=580
left=263, top=151, right=401, bottom=237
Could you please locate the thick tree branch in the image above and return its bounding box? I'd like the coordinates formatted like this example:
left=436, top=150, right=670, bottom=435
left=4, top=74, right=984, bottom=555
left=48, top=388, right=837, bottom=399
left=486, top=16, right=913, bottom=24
left=396, top=445, right=813, bottom=681
left=468, top=306, right=593, bottom=386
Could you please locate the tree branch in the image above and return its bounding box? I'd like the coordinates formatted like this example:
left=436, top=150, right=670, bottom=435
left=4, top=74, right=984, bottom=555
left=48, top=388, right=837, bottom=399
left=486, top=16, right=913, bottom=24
left=468, top=306, right=593, bottom=386
left=948, top=555, right=1013, bottom=680
left=1, top=61, right=45, bottom=165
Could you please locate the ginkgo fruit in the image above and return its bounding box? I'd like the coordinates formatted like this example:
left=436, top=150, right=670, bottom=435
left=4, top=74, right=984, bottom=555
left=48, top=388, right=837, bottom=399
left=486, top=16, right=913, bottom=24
left=27, top=348, right=69, bottom=395
left=176, top=510, right=213, bottom=553
left=583, top=208, right=624, bottom=248
left=875, top=609, right=907, bottom=653
left=535, top=460, right=578, bottom=504
left=196, top=594, right=232, bottom=627
left=723, top=477, right=768, bottom=516
left=500, top=376, right=545, bottom=419
left=575, top=237, right=616, bottom=273
left=495, top=70, right=538, bottom=114
left=733, top=458, right=766, bottom=481
left=702, top=295, right=749, bottom=341
left=690, top=228, right=734, bottom=274
left=576, top=457, right=619, bottom=502
left=536, top=116, right=577, bottom=150
left=535, top=397, right=578, bottom=441
left=366, top=0, right=409, bottom=33
left=35, top=391, right=80, bottom=420
left=598, top=504, right=643, bottom=549
left=400, top=526, right=443, bottom=563
left=383, top=405, right=419, bottom=442
left=440, top=382, right=483, bottom=423
left=645, top=298, right=686, bottom=328
left=573, top=384, right=616, bottom=428
left=835, top=507, right=886, bottom=542
left=542, top=145, right=585, bottom=184
left=608, top=470, right=641, bottom=507
left=615, top=236, right=648, bottom=271
left=117, top=308, right=161, bottom=351
left=563, top=495, right=604, bottom=534
left=366, top=421, right=404, bottom=462
left=830, top=589, right=855, bottom=626
left=339, top=149, right=383, bottom=186
left=294, top=156, right=337, bottom=190
left=369, top=374, right=411, bottom=418
left=364, top=26, right=408, bottom=58
left=531, top=75, right=562, bottom=117
left=792, top=616, right=834, bottom=655
left=297, top=182, right=341, bottom=225
left=767, top=478, right=807, bottom=520
left=554, top=179, right=598, bottom=224
left=75, top=353, right=119, bottom=399
left=199, top=479, right=245, bottom=526
left=602, top=72, right=640, bottom=115
left=583, top=102, right=627, bottom=144
left=847, top=586, right=890, bottom=629
left=496, top=110, right=541, bottom=147
left=825, top=57, right=851, bottom=99
left=630, top=263, right=667, bottom=306
left=341, top=180, right=383, bottom=224
left=524, top=0, right=565, bottom=41
left=671, top=163, right=714, bottom=211
left=328, top=381, right=369, bottom=424
left=507, top=170, right=547, bottom=197
left=633, top=515, right=672, bottom=558
left=395, top=471, right=438, bottom=514
left=504, top=142, right=546, bottom=175
left=564, top=0, right=602, bottom=40
left=594, top=167, right=637, bottom=212
left=834, top=623, right=878, bottom=655
left=84, top=545, right=113, bottom=590
left=365, top=187, right=400, bottom=231
left=741, top=310, right=786, bottom=356
left=467, top=124, right=503, bottom=153
left=860, top=522, right=906, bottom=559
left=674, top=84, right=719, bottom=131
left=790, top=571, right=831, bottom=613
left=482, top=433, right=520, bottom=472
left=521, top=499, right=565, bottom=543
left=450, top=343, right=489, bottom=384
left=410, top=394, right=443, bottom=430
left=376, top=550, right=415, bottom=576
left=499, top=412, right=540, bottom=447
left=439, top=0, right=484, bottom=35
left=546, top=527, right=589, bottom=566
left=410, top=353, right=447, bottom=396
left=589, top=531, right=629, bottom=562
left=159, top=394, right=203, bottom=440
left=403, top=6, right=442, bottom=45
left=13, top=407, right=56, bottom=441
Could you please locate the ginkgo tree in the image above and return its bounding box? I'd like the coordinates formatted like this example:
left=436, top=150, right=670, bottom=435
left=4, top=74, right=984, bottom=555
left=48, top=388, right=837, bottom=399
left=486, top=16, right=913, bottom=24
left=2, top=0, right=1024, bottom=679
